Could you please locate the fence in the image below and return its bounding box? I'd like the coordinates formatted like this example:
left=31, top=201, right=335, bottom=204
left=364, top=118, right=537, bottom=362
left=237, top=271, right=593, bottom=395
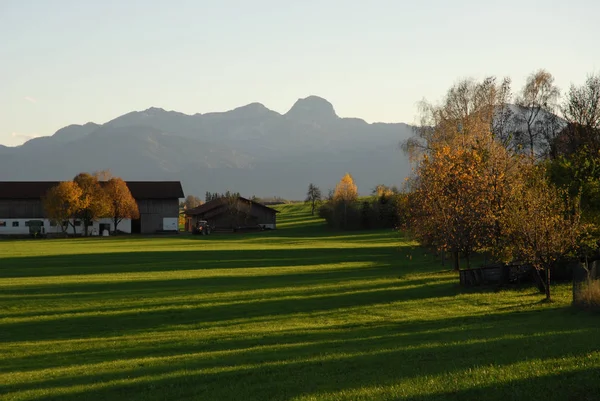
left=459, top=263, right=534, bottom=287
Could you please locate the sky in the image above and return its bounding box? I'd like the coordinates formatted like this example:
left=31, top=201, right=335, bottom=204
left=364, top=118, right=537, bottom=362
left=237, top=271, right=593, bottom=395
left=1, top=0, right=599, bottom=146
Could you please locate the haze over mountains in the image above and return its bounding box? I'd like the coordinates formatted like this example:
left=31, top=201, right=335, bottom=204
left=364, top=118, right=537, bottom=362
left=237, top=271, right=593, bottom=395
left=0, top=96, right=413, bottom=199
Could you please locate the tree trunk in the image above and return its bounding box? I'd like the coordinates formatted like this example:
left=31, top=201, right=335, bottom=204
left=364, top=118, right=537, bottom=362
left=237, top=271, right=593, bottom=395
left=72, top=222, right=77, bottom=236
left=114, top=218, right=119, bottom=235
left=452, top=251, right=460, bottom=271
left=545, top=267, right=551, bottom=301
left=528, top=125, right=535, bottom=158
left=533, top=268, right=546, bottom=294
left=530, top=138, right=535, bottom=158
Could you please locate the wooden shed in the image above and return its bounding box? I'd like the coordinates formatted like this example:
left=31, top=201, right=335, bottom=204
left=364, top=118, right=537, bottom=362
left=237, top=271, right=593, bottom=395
left=185, top=196, right=279, bottom=232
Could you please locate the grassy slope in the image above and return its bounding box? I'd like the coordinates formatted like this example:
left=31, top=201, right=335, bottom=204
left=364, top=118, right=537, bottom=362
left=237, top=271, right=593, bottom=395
left=0, top=203, right=599, bottom=401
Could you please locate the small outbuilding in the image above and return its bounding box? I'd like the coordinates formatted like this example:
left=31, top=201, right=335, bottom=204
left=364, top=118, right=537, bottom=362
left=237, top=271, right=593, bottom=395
left=185, top=196, right=279, bottom=232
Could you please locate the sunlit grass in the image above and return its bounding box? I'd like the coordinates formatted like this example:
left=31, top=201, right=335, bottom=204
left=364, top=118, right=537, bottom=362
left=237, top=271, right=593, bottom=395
left=0, top=203, right=599, bottom=400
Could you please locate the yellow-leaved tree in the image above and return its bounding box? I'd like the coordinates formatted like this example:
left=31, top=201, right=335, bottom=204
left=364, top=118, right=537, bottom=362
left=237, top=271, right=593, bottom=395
left=409, top=131, right=521, bottom=269
left=333, top=173, right=358, bottom=204
left=43, top=181, right=87, bottom=236
left=104, top=178, right=139, bottom=234
left=404, top=76, right=521, bottom=269
left=73, top=172, right=109, bottom=236
left=333, top=173, right=358, bottom=228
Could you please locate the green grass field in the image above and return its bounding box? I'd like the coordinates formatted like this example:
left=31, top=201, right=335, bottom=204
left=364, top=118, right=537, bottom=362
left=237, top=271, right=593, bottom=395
left=1, top=203, right=599, bottom=401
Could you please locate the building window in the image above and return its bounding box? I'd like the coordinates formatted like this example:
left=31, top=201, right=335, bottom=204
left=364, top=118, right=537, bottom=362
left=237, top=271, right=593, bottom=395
left=0, top=221, right=5, bottom=227
left=74, top=221, right=82, bottom=227
left=50, top=221, right=56, bottom=227
left=12, top=222, right=19, bottom=227
left=26, top=221, right=44, bottom=227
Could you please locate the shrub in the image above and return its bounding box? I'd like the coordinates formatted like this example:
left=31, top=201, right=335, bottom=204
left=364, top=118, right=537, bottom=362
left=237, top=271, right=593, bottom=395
left=574, top=279, right=600, bottom=310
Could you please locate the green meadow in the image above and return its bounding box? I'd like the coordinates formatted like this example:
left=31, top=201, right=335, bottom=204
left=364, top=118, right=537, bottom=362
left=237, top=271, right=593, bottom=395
left=1, top=203, right=599, bottom=401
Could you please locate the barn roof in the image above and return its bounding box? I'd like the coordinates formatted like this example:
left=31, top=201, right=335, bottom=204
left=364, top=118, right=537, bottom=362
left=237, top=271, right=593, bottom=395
left=185, top=196, right=279, bottom=216
left=124, top=181, right=184, bottom=199
left=0, top=181, right=184, bottom=200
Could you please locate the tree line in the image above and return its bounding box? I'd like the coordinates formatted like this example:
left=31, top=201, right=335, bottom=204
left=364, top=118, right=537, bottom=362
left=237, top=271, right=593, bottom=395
left=402, top=69, right=600, bottom=300
left=205, top=191, right=241, bottom=203
left=43, top=171, right=139, bottom=235
left=305, top=176, right=407, bottom=231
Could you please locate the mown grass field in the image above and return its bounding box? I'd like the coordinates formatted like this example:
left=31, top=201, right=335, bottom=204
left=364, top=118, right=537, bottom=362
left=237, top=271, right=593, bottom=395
left=1, top=203, right=599, bottom=401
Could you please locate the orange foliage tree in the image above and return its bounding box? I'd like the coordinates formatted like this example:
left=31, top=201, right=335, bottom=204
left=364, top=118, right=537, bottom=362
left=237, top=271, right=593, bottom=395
left=410, top=137, right=520, bottom=269
left=333, top=173, right=358, bottom=204
left=43, top=181, right=87, bottom=235
left=404, top=76, right=522, bottom=269
left=73, top=172, right=109, bottom=236
left=104, top=177, right=139, bottom=234
left=333, top=173, right=358, bottom=228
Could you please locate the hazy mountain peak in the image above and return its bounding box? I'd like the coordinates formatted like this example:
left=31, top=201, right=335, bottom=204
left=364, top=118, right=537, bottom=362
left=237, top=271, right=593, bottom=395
left=229, top=102, right=280, bottom=118
left=144, top=106, right=167, bottom=114
left=285, top=96, right=338, bottom=121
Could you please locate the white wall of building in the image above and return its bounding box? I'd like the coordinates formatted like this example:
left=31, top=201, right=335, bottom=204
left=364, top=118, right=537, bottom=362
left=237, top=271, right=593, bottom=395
left=0, top=218, right=131, bottom=236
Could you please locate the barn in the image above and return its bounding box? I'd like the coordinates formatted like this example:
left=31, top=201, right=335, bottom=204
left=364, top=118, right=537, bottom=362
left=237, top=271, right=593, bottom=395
left=0, top=181, right=184, bottom=235
left=185, top=196, right=279, bottom=232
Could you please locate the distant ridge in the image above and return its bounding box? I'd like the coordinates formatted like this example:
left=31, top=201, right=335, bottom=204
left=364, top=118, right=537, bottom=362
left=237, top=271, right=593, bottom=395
left=0, top=97, right=414, bottom=199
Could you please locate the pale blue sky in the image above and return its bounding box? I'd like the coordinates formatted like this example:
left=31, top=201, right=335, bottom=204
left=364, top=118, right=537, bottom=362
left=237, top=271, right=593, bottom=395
left=1, top=0, right=598, bottom=146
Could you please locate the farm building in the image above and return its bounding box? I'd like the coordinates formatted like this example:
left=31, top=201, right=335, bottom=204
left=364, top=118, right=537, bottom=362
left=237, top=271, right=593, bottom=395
left=0, top=181, right=184, bottom=235
left=185, top=196, right=279, bottom=232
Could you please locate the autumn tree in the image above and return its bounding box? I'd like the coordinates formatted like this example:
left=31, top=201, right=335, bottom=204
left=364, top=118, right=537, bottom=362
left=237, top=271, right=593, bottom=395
left=73, top=173, right=109, bottom=236
left=515, top=69, right=560, bottom=158
left=410, top=141, right=519, bottom=269
left=333, top=173, right=358, bottom=204
left=502, top=165, right=583, bottom=301
left=305, top=183, right=322, bottom=215
left=43, top=181, right=86, bottom=236
left=104, top=177, right=139, bottom=234
left=333, top=173, right=358, bottom=228
left=402, top=75, right=525, bottom=268
left=183, top=195, right=203, bottom=210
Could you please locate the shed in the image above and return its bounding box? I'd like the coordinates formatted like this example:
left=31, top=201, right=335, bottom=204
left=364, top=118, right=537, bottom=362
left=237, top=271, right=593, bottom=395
left=185, top=196, right=279, bottom=232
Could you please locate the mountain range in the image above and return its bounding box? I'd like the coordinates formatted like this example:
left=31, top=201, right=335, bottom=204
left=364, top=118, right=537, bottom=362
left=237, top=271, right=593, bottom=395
left=0, top=96, right=414, bottom=199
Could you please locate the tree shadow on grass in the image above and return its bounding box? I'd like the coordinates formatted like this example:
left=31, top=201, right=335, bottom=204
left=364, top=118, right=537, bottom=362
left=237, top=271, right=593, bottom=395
left=2, top=309, right=599, bottom=401
left=0, top=246, right=410, bottom=279
left=0, top=277, right=457, bottom=343
left=0, top=273, right=447, bottom=318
